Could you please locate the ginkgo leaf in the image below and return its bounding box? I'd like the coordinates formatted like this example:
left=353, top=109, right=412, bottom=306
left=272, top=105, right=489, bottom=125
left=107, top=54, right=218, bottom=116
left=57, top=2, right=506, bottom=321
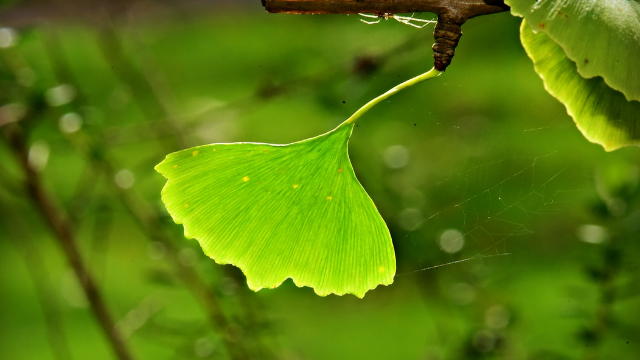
left=505, top=0, right=640, bottom=102
left=155, top=122, right=395, bottom=298
left=155, top=67, right=440, bottom=298
left=520, top=20, right=640, bottom=151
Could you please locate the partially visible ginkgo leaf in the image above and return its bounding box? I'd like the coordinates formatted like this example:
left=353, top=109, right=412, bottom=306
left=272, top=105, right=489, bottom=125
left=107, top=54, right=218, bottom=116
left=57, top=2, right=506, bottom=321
left=506, top=0, right=640, bottom=102
left=520, top=20, right=640, bottom=151
left=155, top=122, right=395, bottom=298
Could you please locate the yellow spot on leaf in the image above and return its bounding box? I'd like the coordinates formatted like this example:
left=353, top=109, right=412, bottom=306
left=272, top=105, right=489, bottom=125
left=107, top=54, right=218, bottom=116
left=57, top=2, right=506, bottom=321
left=293, top=184, right=299, bottom=189
left=326, top=196, right=332, bottom=201
left=379, top=266, right=385, bottom=273
left=192, top=150, right=199, bottom=156
left=172, top=164, right=178, bottom=168
left=243, top=176, right=250, bottom=182
left=213, top=148, right=216, bottom=152
left=338, top=168, right=343, bottom=173
left=184, top=203, right=189, bottom=208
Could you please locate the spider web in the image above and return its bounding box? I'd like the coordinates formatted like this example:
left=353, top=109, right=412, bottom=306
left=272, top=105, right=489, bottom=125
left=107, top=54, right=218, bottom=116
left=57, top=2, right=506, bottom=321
left=399, top=154, right=565, bottom=275
left=367, top=122, right=589, bottom=277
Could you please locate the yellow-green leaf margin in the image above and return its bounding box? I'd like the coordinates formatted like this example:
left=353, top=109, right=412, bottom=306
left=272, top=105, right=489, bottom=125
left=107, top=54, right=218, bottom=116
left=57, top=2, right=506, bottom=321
left=520, top=21, right=640, bottom=151
left=506, top=0, right=640, bottom=102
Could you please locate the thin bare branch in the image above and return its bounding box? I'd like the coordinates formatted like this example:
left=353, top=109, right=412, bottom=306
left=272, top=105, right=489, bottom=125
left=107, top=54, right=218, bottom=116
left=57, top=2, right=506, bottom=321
left=38, top=26, right=261, bottom=360
left=0, top=202, right=74, bottom=360
left=1, top=124, right=135, bottom=360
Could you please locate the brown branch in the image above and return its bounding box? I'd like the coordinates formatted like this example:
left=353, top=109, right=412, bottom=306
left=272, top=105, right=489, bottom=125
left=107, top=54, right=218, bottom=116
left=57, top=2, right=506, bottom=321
left=1, top=124, right=135, bottom=360
left=38, top=28, right=263, bottom=359
left=0, top=203, right=73, bottom=360
left=263, top=0, right=508, bottom=17
left=49, top=128, right=255, bottom=359
left=263, top=0, right=509, bottom=70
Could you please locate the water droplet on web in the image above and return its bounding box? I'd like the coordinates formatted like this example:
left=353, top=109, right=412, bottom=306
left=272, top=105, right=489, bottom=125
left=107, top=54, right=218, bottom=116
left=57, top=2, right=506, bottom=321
left=485, top=305, right=510, bottom=329
left=399, top=208, right=423, bottom=231
left=178, top=247, right=199, bottom=267
left=383, top=145, right=410, bottom=169
left=0, top=103, right=26, bottom=125
left=194, top=338, right=215, bottom=358
left=439, top=229, right=465, bottom=253
left=45, top=84, right=76, bottom=107
left=28, top=141, right=50, bottom=172
left=576, top=224, right=608, bottom=244
left=59, top=112, right=83, bottom=134
left=606, top=197, right=627, bottom=217
left=0, top=27, right=18, bottom=48
left=115, top=169, right=135, bottom=189
left=449, top=282, right=476, bottom=305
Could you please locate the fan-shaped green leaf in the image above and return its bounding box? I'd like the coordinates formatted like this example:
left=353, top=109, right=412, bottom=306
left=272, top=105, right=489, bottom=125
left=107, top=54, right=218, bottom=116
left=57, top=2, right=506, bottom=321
left=520, top=20, right=640, bottom=151
left=505, top=0, right=640, bottom=102
left=155, top=123, right=395, bottom=298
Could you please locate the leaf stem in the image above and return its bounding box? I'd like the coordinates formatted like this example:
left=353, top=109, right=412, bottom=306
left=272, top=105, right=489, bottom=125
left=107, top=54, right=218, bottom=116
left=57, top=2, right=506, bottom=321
left=344, top=67, right=442, bottom=125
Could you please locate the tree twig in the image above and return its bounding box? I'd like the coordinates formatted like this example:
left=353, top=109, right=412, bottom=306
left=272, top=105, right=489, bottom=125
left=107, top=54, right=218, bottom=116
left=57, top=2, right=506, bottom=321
left=39, top=26, right=275, bottom=358
left=263, top=0, right=509, bottom=71
left=263, top=0, right=508, bottom=17
left=0, top=201, right=74, bottom=360
left=86, top=145, right=252, bottom=360
left=1, top=124, right=135, bottom=360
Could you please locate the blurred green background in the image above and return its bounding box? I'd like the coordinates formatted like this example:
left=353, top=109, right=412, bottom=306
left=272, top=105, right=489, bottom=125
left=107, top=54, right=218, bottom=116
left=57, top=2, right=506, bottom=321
left=1, top=1, right=639, bottom=359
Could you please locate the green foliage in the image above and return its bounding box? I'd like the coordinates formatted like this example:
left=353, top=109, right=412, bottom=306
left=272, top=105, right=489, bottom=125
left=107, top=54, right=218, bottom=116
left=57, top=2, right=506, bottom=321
left=155, top=67, right=440, bottom=297
left=156, top=122, right=395, bottom=297
left=3, top=7, right=640, bottom=360
left=506, top=0, right=640, bottom=151
left=520, top=21, right=640, bottom=151
left=506, top=0, right=640, bottom=102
